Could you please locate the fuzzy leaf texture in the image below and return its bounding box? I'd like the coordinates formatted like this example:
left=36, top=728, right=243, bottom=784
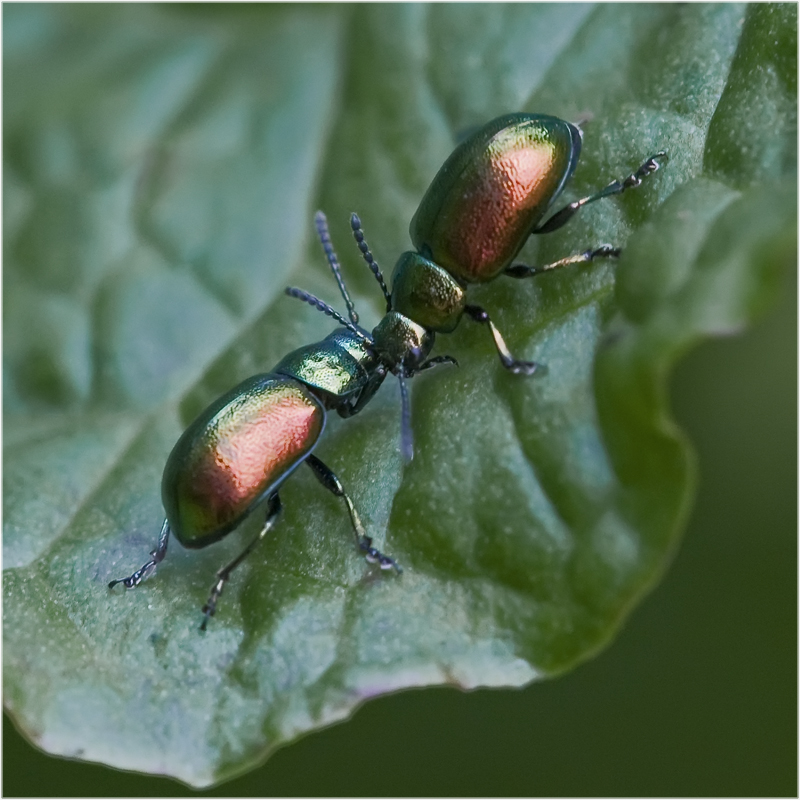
left=3, top=3, right=796, bottom=787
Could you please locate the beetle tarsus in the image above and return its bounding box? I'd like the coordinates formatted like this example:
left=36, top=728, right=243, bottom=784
left=108, top=519, right=170, bottom=591
left=200, top=579, right=224, bottom=631
left=621, top=152, right=666, bottom=189
left=464, top=304, right=542, bottom=375
left=419, top=355, right=459, bottom=371
left=361, top=537, right=403, bottom=574
left=500, top=355, right=540, bottom=376
left=589, top=245, right=622, bottom=259
left=306, top=455, right=404, bottom=574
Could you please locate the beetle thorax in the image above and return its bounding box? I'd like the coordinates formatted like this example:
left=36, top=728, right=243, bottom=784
left=371, top=311, right=434, bottom=375
left=390, top=251, right=466, bottom=334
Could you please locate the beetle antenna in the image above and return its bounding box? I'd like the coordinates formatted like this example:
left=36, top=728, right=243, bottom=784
left=285, top=287, right=373, bottom=344
left=315, top=211, right=359, bottom=325
left=351, top=213, right=392, bottom=312
left=397, top=373, right=413, bottom=463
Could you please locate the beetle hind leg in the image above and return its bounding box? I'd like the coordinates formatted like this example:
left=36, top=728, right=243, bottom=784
left=200, top=493, right=283, bottom=631
left=533, top=152, right=667, bottom=235
left=306, top=454, right=403, bottom=574
left=108, top=518, right=170, bottom=590
left=504, top=245, right=620, bottom=279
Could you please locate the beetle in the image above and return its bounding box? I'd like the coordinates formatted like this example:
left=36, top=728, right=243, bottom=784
left=109, top=112, right=665, bottom=629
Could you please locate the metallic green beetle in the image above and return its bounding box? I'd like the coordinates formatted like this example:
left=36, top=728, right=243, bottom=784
left=389, top=113, right=665, bottom=377
left=109, top=113, right=665, bottom=628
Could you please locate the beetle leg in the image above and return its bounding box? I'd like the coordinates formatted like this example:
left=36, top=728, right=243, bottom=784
left=532, top=152, right=667, bottom=235
left=418, top=355, right=459, bottom=371
left=200, top=493, right=283, bottom=631
left=336, top=365, right=388, bottom=419
left=504, top=245, right=620, bottom=279
left=108, top=518, right=170, bottom=590
left=306, top=454, right=403, bottom=573
left=464, top=305, right=541, bottom=376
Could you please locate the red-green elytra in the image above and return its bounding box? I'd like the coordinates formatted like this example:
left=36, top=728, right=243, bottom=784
left=162, top=375, right=325, bottom=548
left=109, top=113, right=665, bottom=629
left=411, top=113, right=581, bottom=283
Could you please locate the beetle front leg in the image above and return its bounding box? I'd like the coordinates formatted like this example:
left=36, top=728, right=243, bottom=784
left=418, top=354, right=459, bottom=372
left=337, top=365, right=387, bottom=419
left=306, top=454, right=402, bottom=573
left=109, top=518, right=170, bottom=590
left=201, top=493, right=283, bottom=630
left=532, top=152, right=667, bottom=235
left=504, top=245, right=620, bottom=279
left=464, top=305, right=540, bottom=376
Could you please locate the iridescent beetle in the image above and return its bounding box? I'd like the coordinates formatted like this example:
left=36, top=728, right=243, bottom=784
left=109, top=113, right=665, bottom=628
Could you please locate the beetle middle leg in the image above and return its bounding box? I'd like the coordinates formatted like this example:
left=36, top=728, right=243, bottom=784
left=201, top=492, right=283, bottom=630
left=464, top=305, right=540, bottom=376
left=532, top=151, right=667, bottom=235
left=305, top=454, right=402, bottom=573
left=504, top=245, right=620, bottom=279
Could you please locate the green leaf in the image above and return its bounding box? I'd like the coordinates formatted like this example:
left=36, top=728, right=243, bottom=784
left=3, top=3, right=796, bottom=788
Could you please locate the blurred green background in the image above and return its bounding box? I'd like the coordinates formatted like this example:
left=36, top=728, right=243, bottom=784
left=5, top=270, right=795, bottom=796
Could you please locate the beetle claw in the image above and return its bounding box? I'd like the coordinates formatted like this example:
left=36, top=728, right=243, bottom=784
left=361, top=541, right=402, bottom=574
left=502, top=357, right=541, bottom=376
